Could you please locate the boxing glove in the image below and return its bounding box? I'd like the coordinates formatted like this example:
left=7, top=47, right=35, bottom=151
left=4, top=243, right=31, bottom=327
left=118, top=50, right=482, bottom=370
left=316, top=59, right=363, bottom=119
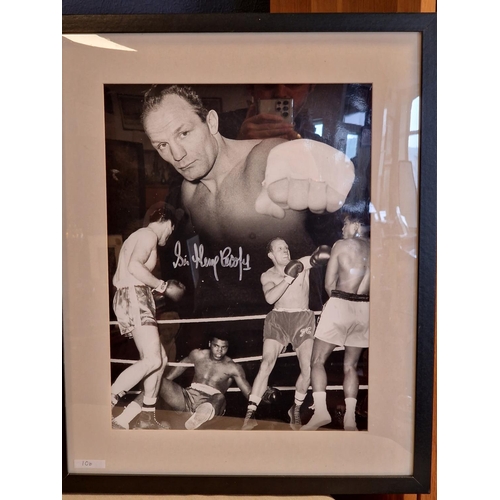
left=310, top=245, right=332, bottom=267
left=154, top=279, right=186, bottom=301
left=164, top=280, right=186, bottom=302
left=153, top=291, right=168, bottom=316
left=284, top=260, right=304, bottom=284
left=261, top=386, right=281, bottom=405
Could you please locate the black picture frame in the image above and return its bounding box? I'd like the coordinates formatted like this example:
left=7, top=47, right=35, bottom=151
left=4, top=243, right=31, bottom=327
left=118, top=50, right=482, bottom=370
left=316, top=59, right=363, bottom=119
left=62, top=12, right=436, bottom=496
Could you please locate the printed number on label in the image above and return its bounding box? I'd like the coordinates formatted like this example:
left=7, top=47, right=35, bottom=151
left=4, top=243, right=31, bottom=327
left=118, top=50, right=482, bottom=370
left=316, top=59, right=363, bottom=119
left=74, top=459, right=105, bottom=469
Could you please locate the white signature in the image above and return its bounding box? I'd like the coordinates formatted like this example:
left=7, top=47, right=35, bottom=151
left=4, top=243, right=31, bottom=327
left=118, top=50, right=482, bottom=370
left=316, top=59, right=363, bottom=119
left=172, top=240, right=251, bottom=281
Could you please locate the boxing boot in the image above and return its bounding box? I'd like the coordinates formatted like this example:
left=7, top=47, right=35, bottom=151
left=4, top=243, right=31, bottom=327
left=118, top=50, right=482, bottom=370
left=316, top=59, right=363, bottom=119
left=242, top=407, right=258, bottom=430
left=133, top=410, right=170, bottom=430
left=185, top=402, right=215, bottom=430
left=288, top=403, right=302, bottom=430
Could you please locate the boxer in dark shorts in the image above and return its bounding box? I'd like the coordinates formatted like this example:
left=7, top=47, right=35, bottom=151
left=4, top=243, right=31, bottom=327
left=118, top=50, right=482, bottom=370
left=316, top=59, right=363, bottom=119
left=182, top=383, right=226, bottom=416
left=113, top=334, right=251, bottom=430
left=263, top=309, right=315, bottom=351
left=243, top=239, right=331, bottom=430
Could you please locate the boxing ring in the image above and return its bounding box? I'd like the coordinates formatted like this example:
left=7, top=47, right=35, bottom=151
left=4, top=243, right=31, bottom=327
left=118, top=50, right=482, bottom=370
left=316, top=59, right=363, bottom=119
left=110, top=311, right=368, bottom=394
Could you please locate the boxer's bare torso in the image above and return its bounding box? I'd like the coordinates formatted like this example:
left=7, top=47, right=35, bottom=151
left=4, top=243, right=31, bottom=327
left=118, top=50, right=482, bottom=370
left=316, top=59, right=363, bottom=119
left=181, top=137, right=308, bottom=249
left=113, top=228, right=158, bottom=288
left=261, top=256, right=311, bottom=310
left=189, top=349, right=241, bottom=394
left=326, top=238, right=370, bottom=295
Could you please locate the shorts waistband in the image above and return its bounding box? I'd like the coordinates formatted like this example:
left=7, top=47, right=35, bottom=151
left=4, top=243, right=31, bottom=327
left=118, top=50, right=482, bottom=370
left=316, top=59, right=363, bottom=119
left=115, top=284, right=150, bottom=291
left=273, top=308, right=310, bottom=313
left=190, top=383, right=221, bottom=396
left=330, top=290, right=369, bottom=302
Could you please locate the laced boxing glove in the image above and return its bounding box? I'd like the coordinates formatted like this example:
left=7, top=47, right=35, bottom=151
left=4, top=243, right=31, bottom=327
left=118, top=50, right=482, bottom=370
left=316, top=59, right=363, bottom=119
left=164, top=280, right=186, bottom=302
left=310, top=245, right=332, bottom=267
left=153, top=280, right=186, bottom=315
left=261, top=386, right=281, bottom=405
left=283, top=260, right=304, bottom=284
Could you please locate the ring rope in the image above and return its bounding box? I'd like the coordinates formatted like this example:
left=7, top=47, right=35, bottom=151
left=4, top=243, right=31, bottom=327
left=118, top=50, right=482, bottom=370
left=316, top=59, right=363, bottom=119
left=124, top=384, right=367, bottom=394
left=226, top=384, right=368, bottom=392
left=110, top=312, right=361, bottom=392
left=111, top=347, right=345, bottom=366
left=110, top=310, right=322, bottom=326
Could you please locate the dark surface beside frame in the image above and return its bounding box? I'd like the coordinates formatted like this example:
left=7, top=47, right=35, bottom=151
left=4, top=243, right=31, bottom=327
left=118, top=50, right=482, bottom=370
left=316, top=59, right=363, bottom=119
left=63, top=11, right=435, bottom=34
left=62, top=0, right=271, bottom=15
left=62, top=12, right=436, bottom=495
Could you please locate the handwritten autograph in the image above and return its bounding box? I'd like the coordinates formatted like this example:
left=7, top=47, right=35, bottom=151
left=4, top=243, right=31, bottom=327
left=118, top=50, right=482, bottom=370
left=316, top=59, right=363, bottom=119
left=173, top=241, right=251, bottom=281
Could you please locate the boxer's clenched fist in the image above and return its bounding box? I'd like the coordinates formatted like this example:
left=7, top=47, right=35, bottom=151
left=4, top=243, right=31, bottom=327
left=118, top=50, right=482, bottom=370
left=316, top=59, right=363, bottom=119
left=283, top=259, right=304, bottom=285
left=255, top=139, right=355, bottom=219
left=154, top=279, right=186, bottom=302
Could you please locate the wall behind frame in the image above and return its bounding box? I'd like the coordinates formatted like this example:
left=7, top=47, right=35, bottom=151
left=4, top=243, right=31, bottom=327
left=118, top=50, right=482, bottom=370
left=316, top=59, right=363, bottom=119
left=62, top=1, right=436, bottom=499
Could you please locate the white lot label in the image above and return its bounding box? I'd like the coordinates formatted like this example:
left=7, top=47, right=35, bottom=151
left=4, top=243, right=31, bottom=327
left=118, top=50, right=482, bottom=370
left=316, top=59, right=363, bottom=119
left=74, top=460, right=105, bottom=469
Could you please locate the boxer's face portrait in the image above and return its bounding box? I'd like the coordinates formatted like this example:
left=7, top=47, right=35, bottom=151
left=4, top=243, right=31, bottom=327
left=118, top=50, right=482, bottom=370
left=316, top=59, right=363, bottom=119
left=144, top=94, right=219, bottom=182
left=342, top=218, right=359, bottom=239
left=209, top=338, right=229, bottom=361
left=269, top=239, right=291, bottom=266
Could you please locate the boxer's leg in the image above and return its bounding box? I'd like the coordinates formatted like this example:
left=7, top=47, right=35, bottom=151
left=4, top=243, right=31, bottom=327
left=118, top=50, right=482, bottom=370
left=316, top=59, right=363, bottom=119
left=343, top=346, right=364, bottom=431
left=301, top=338, right=336, bottom=430
left=242, top=339, right=283, bottom=429
left=288, top=337, right=313, bottom=429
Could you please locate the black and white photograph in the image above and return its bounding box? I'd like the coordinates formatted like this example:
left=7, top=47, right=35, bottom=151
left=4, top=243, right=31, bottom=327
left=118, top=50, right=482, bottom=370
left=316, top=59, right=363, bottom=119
left=62, top=16, right=435, bottom=488
left=105, top=83, right=373, bottom=432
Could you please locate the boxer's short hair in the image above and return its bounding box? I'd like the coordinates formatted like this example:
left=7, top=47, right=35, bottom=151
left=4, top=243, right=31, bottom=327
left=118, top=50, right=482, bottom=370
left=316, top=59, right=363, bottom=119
left=266, top=237, right=285, bottom=255
left=143, top=202, right=183, bottom=227
left=141, top=84, right=209, bottom=125
left=208, top=332, right=230, bottom=344
left=341, top=202, right=371, bottom=228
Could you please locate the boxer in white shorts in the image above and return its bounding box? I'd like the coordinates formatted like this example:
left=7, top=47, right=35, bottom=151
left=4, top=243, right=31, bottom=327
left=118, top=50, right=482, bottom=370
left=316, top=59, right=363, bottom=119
left=302, top=212, right=370, bottom=431
left=314, top=289, right=369, bottom=348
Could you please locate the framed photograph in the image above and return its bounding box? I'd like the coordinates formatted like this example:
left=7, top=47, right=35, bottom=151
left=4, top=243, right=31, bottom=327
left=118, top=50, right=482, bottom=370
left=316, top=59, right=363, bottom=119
left=62, top=13, right=436, bottom=495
